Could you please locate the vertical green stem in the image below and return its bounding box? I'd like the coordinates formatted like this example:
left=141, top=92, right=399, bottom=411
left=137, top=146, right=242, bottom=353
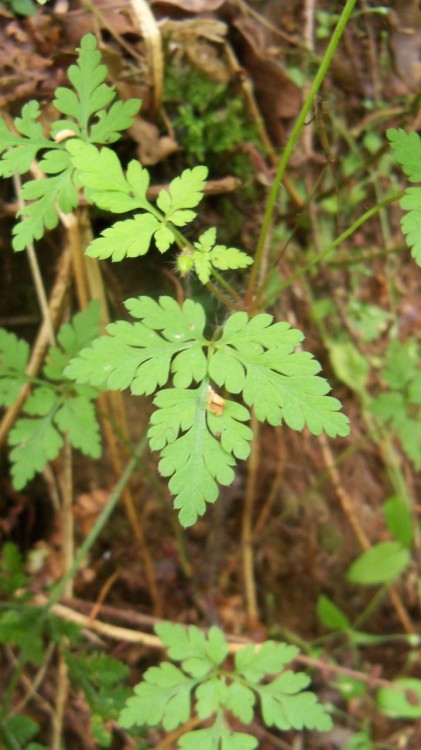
left=245, top=0, right=359, bottom=307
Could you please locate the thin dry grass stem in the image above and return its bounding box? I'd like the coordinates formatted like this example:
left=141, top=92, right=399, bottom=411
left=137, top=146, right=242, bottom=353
left=319, top=435, right=370, bottom=550
left=9, top=642, right=55, bottom=717
left=253, top=428, right=285, bottom=537
left=88, top=570, right=120, bottom=621
left=58, top=209, right=90, bottom=309
left=242, top=412, right=260, bottom=620
left=51, top=651, right=69, bottom=750
left=302, top=0, right=316, bottom=157
left=319, top=435, right=415, bottom=634
left=129, top=0, right=163, bottom=112
left=0, top=249, right=72, bottom=448
left=78, top=207, right=109, bottom=325
left=60, top=439, right=74, bottom=599
left=36, top=598, right=163, bottom=647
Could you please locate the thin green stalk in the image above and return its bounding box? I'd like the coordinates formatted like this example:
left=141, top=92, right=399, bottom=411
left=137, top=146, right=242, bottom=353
left=1, top=435, right=148, bottom=718
left=263, top=192, right=403, bottom=307
left=245, top=0, right=359, bottom=307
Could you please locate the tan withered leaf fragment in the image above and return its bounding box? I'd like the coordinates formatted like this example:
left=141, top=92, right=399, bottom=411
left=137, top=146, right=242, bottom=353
left=74, top=489, right=110, bottom=536
left=130, top=118, right=179, bottom=165
left=152, top=0, right=225, bottom=12
left=161, top=18, right=229, bottom=83
left=207, top=386, right=226, bottom=416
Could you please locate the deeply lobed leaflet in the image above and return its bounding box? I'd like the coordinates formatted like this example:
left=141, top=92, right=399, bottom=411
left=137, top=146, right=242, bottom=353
left=65, top=296, right=350, bottom=527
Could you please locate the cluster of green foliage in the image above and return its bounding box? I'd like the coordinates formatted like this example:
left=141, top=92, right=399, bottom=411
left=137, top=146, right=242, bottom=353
left=0, top=543, right=131, bottom=749
left=1, top=26, right=421, bottom=750
left=0, top=303, right=101, bottom=489
left=0, top=34, right=349, bottom=528
left=164, top=65, right=258, bottom=166
left=0, top=34, right=344, bottom=747
left=120, top=622, right=332, bottom=747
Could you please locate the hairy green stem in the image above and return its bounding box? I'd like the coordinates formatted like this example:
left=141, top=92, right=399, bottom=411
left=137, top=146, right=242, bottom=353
left=246, top=0, right=358, bottom=307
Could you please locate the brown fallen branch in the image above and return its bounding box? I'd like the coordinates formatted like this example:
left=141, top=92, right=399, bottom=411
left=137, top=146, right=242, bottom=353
left=34, top=595, right=407, bottom=693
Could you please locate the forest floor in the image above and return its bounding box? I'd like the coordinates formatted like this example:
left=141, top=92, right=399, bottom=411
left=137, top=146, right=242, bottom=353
left=1, top=0, right=421, bottom=748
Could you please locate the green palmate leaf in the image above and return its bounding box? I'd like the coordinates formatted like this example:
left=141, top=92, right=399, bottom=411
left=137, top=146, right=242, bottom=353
left=119, top=623, right=331, bottom=746
left=67, top=140, right=151, bottom=212
left=55, top=397, right=101, bottom=457
left=210, top=312, right=349, bottom=436
left=8, top=414, right=64, bottom=490
left=0, top=102, right=54, bottom=178
left=54, top=34, right=140, bottom=141
left=65, top=296, right=208, bottom=395
left=119, top=662, right=196, bottom=731
left=157, top=384, right=242, bottom=527
left=346, top=541, right=411, bottom=585
left=156, top=622, right=228, bottom=678
left=65, top=297, right=347, bottom=525
left=182, top=228, right=253, bottom=283
left=0, top=329, right=30, bottom=406
left=179, top=723, right=258, bottom=750
left=85, top=214, right=160, bottom=261
left=1, top=35, right=141, bottom=253
left=13, top=165, right=77, bottom=251
left=257, top=676, right=333, bottom=731
left=157, top=166, right=208, bottom=222
left=88, top=99, right=142, bottom=143
left=387, top=128, right=421, bottom=182
left=234, top=641, right=299, bottom=683
left=6, top=304, right=101, bottom=489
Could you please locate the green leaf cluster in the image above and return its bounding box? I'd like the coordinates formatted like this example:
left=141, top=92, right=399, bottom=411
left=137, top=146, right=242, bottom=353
left=119, top=622, right=332, bottom=747
left=66, top=139, right=252, bottom=275
left=65, top=296, right=349, bottom=526
left=66, top=651, right=131, bottom=747
left=164, top=65, right=258, bottom=165
left=0, top=714, right=47, bottom=750
left=0, top=34, right=140, bottom=250
left=387, top=128, right=421, bottom=266
left=370, top=339, right=421, bottom=470
left=1, top=301, right=102, bottom=489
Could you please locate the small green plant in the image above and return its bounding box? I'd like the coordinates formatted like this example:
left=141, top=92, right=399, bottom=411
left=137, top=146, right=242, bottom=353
left=0, top=543, right=131, bottom=748
left=119, top=622, right=332, bottom=747
left=0, top=302, right=102, bottom=489
left=6, top=7, right=417, bottom=744
left=0, top=34, right=140, bottom=251
left=164, top=66, right=258, bottom=166
left=65, top=295, right=349, bottom=526
left=0, top=33, right=349, bottom=523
